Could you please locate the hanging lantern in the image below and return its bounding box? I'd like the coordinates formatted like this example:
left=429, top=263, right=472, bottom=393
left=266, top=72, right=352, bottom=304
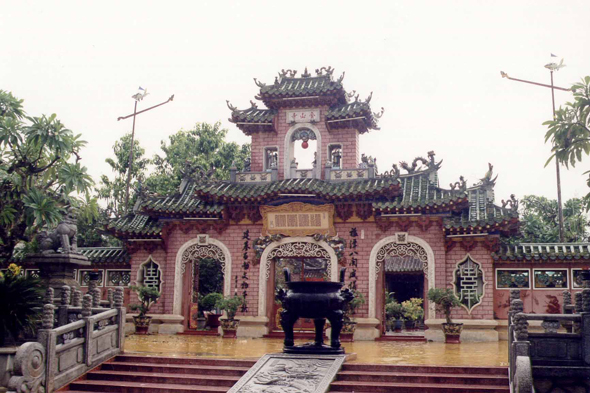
left=302, top=140, right=309, bottom=149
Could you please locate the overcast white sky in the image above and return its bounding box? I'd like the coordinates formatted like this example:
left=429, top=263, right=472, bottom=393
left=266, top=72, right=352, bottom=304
left=2, top=0, right=590, bottom=204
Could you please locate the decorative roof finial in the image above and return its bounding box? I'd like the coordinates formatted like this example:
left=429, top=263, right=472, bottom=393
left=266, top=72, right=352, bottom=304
left=502, top=194, right=519, bottom=212
left=301, top=67, right=311, bottom=78
left=373, top=107, right=385, bottom=119
left=316, top=66, right=334, bottom=76
left=346, top=90, right=356, bottom=99
left=250, top=100, right=258, bottom=109
left=365, top=92, right=373, bottom=103
left=354, top=94, right=360, bottom=102
left=450, top=176, right=467, bottom=191
left=274, top=77, right=280, bottom=86
left=226, top=100, right=238, bottom=111
left=280, top=69, right=298, bottom=78
left=253, top=78, right=266, bottom=87
left=337, top=72, right=345, bottom=83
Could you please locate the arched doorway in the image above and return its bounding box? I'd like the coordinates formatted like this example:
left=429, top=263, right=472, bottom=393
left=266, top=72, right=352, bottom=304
left=257, top=237, right=338, bottom=330
left=173, top=236, right=232, bottom=330
left=368, top=235, right=435, bottom=332
left=283, top=123, right=322, bottom=179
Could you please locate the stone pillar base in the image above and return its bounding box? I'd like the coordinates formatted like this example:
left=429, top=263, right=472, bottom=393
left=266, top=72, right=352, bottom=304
left=126, top=314, right=185, bottom=335
left=424, top=319, right=499, bottom=342
left=352, top=318, right=381, bottom=340
left=27, top=253, right=90, bottom=299
left=236, top=316, right=269, bottom=337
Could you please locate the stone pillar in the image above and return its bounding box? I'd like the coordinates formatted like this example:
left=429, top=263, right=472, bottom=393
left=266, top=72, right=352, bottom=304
left=107, top=288, right=114, bottom=308
left=73, top=289, right=82, bottom=307
left=27, top=253, right=91, bottom=300
left=81, top=294, right=92, bottom=318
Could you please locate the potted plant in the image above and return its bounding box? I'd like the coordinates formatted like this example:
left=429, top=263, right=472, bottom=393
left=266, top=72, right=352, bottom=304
left=215, top=294, right=245, bottom=338
left=200, top=292, right=224, bottom=330
left=385, top=301, right=404, bottom=333
left=342, top=289, right=365, bottom=341
left=0, top=264, right=43, bottom=346
left=401, top=298, right=424, bottom=331
left=129, top=285, right=160, bottom=335
left=428, top=288, right=463, bottom=343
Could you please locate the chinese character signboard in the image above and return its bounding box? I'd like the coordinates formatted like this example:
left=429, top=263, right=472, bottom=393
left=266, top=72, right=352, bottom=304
left=260, top=202, right=335, bottom=237
left=285, top=109, right=320, bottom=124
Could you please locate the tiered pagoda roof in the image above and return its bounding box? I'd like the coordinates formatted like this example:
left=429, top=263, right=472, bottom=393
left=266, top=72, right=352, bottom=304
left=227, top=67, right=383, bottom=135
left=105, top=151, right=518, bottom=239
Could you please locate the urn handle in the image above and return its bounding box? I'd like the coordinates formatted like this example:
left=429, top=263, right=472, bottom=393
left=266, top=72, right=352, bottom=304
left=340, top=267, right=346, bottom=283
left=283, top=268, right=291, bottom=283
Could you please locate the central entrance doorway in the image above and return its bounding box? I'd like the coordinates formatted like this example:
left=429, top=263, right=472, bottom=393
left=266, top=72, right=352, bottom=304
left=271, top=257, right=329, bottom=333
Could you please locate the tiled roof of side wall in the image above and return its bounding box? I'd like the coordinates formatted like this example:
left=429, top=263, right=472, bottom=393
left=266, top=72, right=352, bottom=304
left=493, top=243, right=590, bottom=261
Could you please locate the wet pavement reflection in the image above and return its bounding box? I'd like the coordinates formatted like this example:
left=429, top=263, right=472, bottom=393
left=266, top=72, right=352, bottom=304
left=125, top=335, right=508, bottom=367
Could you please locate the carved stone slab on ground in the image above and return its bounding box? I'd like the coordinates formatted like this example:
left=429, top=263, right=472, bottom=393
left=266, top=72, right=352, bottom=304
left=227, top=353, right=345, bottom=393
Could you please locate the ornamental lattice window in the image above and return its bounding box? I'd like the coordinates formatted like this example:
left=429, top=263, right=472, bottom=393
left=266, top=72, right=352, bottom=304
left=496, top=269, right=530, bottom=289
left=106, top=270, right=131, bottom=287
left=138, top=257, right=162, bottom=292
left=453, top=255, right=484, bottom=312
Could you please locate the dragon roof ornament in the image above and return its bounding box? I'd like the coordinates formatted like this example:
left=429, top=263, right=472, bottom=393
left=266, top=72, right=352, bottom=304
left=373, top=107, right=385, bottom=119
left=501, top=194, right=519, bottom=212
left=450, top=176, right=467, bottom=192
left=226, top=100, right=238, bottom=112
left=279, top=69, right=298, bottom=78
left=253, top=78, right=266, bottom=87
left=474, top=163, right=498, bottom=188
left=399, top=151, right=442, bottom=174
left=301, top=67, right=311, bottom=78
left=315, top=66, right=334, bottom=76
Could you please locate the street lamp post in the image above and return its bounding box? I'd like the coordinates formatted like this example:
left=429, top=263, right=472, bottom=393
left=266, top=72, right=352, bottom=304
left=501, top=56, right=571, bottom=242
left=118, top=87, right=175, bottom=213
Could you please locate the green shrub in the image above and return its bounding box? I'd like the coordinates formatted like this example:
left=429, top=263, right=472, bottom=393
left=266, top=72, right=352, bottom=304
left=0, top=264, right=44, bottom=345
left=129, top=285, right=160, bottom=317
left=343, top=289, right=366, bottom=322
left=427, top=288, right=461, bottom=324
left=385, top=301, right=404, bottom=320
left=199, top=292, right=223, bottom=313
left=401, top=298, right=424, bottom=321
left=215, top=295, right=245, bottom=320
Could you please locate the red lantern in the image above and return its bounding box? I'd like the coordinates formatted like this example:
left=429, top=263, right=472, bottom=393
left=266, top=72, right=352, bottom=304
left=302, top=141, right=309, bottom=149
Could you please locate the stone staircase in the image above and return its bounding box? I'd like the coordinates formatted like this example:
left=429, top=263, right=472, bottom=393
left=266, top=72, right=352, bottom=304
left=63, top=354, right=256, bottom=392
left=329, top=363, right=510, bottom=392
left=62, top=354, right=509, bottom=393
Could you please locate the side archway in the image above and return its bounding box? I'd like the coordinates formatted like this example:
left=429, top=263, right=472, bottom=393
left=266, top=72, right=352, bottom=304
left=257, top=237, right=338, bottom=318
left=368, top=235, right=436, bottom=318
left=173, top=236, right=232, bottom=315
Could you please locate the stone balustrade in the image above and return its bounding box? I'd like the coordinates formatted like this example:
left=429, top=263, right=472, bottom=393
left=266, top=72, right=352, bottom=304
left=3, top=285, right=126, bottom=393
left=231, top=167, right=278, bottom=183
left=508, top=284, right=590, bottom=393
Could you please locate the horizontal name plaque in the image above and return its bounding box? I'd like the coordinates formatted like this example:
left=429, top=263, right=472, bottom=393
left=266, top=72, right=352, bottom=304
left=260, top=202, right=335, bottom=237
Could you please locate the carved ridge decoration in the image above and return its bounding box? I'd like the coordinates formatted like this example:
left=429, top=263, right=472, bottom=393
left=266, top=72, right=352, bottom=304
left=375, top=242, right=429, bottom=278
left=7, top=342, right=46, bottom=393
left=265, top=242, right=332, bottom=280
left=181, top=243, right=226, bottom=276
left=260, top=202, right=336, bottom=237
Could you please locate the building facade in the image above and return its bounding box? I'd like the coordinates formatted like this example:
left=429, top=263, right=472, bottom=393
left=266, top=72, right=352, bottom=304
left=6, top=67, right=590, bottom=341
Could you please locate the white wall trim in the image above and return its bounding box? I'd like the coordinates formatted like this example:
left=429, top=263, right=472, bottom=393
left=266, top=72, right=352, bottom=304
left=283, top=123, right=322, bottom=179
left=257, top=236, right=338, bottom=318
left=173, top=237, right=232, bottom=315
left=368, top=235, right=436, bottom=319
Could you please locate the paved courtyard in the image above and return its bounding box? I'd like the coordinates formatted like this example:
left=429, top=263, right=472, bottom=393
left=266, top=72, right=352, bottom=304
left=125, top=335, right=509, bottom=367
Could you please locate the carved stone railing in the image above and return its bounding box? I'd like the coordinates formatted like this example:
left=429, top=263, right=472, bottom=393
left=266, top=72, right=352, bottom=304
left=326, top=167, right=373, bottom=181
left=5, top=286, right=125, bottom=393
left=231, top=167, right=278, bottom=183
left=293, top=168, right=316, bottom=179
left=508, top=284, right=590, bottom=393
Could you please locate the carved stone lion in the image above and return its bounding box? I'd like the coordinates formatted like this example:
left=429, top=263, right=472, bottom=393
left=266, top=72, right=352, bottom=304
left=37, top=210, right=78, bottom=254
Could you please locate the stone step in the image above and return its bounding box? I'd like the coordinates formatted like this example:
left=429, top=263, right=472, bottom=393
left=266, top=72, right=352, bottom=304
left=67, top=380, right=228, bottom=393
left=342, top=363, right=509, bottom=375
left=114, top=354, right=256, bottom=368
left=336, top=370, right=509, bottom=385
left=101, top=361, right=250, bottom=376
left=86, top=370, right=239, bottom=387
left=329, top=380, right=510, bottom=393
left=375, top=335, right=427, bottom=342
